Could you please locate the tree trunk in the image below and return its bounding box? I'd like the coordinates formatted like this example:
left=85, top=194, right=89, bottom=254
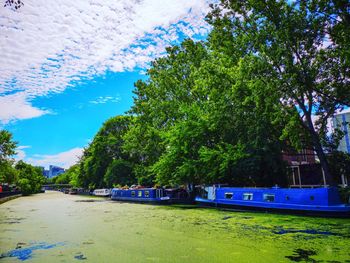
left=305, top=114, right=335, bottom=186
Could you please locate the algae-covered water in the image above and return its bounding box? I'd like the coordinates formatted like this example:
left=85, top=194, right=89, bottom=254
left=0, top=191, right=349, bottom=262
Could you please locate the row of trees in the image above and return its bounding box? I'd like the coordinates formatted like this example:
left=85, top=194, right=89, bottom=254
left=6, top=0, right=350, bottom=190
left=57, top=0, right=349, bottom=189
left=0, top=130, right=46, bottom=195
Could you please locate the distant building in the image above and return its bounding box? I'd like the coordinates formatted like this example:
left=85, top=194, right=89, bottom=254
left=43, top=169, right=50, bottom=178
left=48, top=165, right=65, bottom=178
left=37, top=166, right=49, bottom=178
left=41, top=165, right=65, bottom=178
left=332, top=110, right=350, bottom=154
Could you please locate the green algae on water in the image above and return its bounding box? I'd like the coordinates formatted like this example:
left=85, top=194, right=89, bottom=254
left=0, top=191, right=349, bottom=262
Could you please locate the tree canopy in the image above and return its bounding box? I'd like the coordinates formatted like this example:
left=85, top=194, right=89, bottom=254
left=0, top=130, right=17, bottom=162
left=206, top=0, right=350, bottom=185
left=78, top=115, right=135, bottom=188
left=7, top=0, right=348, bottom=190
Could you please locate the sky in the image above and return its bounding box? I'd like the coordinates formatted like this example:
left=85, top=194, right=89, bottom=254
left=0, top=0, right=212, bottom=169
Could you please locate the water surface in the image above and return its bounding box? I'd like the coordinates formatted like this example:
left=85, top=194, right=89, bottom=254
left=1, top=191, right=349, bottom=262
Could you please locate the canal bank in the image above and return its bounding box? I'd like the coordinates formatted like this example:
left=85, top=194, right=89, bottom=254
left=0, top=191, right=349, bottom=262
left=0, top=195, right=21, bottom=205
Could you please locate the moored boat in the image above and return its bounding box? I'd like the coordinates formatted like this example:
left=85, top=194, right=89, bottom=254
left=93, top=189, right=111, bottom=197
left=111, top=188, right=170, bottom=203
left=165, top=188, right=194, bottom=204
left=69, top=188, right=77, bottom=195
left=195, top=186, right=350, bottom=217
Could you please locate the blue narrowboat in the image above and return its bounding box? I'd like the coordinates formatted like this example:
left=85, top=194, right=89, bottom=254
left=195, top=186, right=350, bottom=217
left=111, top=188, right=170, bottom=203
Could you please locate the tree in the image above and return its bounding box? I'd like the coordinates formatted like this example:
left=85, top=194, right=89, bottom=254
left=327, top=151, right=350, bottom=184
left=0, top=130, right=18, bottom=184
left=0, top=160, right=17, bottom=184
left=104, top=159, right=134, bottom=187
left=127, top=39, right=291, bottom=186
left=0, top=130, right=17, bottom=161
left=15, top=160, right=45, bottom=195
left=207, top=0, right=350, bottom=185
left=79, top=115, right=133, bottom=188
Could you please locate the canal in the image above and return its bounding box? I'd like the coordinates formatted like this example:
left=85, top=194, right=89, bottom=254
left=1, top=191, right=349, bottom=262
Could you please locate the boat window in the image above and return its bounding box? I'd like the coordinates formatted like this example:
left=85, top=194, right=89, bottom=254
left=243, top=193, right=253, bottom=201
left=225, top=192, right=233, bottom=199
left=145, top=191, right=150, bottom=198
left=286, top=196, right=289, bottom=201
left=138, top=191, right=142, bottom=197
left=131, top=191, right=135, bottom=197
left=263, top=194, right=275, bottom=202
left=310, top=196, right=314, bottom=201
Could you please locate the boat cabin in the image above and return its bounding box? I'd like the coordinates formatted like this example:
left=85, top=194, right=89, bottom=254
left=111, top=188, right=169, bottom=203
left=93, top=189, right=111, bottom=197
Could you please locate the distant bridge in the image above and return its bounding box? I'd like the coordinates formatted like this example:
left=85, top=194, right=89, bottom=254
left=42, top=184, right=71, bottom=190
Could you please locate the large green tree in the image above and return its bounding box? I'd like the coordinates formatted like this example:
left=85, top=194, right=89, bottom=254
left=0, top=130, right=18, bottom=184
left=79, top=115, right=134, bottom=188
left=207, top=0, right=350, bottom=185
left=15, top=160, right=45, bottom=195
left=127, top=39, right=292, bottom=187
left=0, top=130, right=17, bottom=161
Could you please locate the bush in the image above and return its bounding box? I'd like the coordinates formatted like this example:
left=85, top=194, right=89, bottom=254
left=17, top=178, right=32, bottom=196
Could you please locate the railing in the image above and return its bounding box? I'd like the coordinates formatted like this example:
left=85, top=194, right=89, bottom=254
left=289, top=185, right=328, bottom=188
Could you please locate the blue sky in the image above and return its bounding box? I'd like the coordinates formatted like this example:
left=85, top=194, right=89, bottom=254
left=0, top=0, right=211, bottom=168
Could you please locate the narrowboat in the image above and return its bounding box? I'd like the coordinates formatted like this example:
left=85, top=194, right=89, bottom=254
left=69, top=188, right=77, bottom=195
left=93, top=189, right=111, bottom=197
left=195, top=186, right=350, bottom=217
left=165, top=188, right=194, bottom=204
left=110, top=188, right=170, bottom=203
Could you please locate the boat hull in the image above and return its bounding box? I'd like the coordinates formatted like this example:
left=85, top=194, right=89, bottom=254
left=196, top=199, right=350, bottom=218
left=111, top=196, right=170, bottom=204
left=195, top=187, right=350, bottom=218
left=110, top=188, right=170, bottom=204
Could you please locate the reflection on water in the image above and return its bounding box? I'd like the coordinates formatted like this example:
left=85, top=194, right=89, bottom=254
left=0, top=191, right=349, bottom=262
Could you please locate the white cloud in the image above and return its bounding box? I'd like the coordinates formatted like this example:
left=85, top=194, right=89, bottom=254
left=25, top=147, right=84, bottom=169
left=15, top=145, right=31, bottom=161
left=89, top=95, right=120, bottom=104
left=0, top=92, right=50, bottom=124
left=0, top=0, right=211, bottom=124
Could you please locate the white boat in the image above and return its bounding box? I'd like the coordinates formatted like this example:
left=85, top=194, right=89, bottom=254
left=93, top=189, right=111, bottom=197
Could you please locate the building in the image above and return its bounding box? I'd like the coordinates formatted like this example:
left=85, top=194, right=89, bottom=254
left=282, top=149, right=325, bottom=187
left=48, top=165, right=65, bottom=178
left=282, top=149, right=316, bottom=166
left=332, top=110, right=350, bottom=153
left=41, top=165, right=65, bottom=178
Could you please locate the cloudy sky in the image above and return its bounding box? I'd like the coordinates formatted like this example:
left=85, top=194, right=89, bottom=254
left=0, top=0, right=211, bottom=169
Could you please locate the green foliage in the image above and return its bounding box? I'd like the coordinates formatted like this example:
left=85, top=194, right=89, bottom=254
left=127, top=38, right=292, bottom=186
left=67, top=164, right=81, bottom=187
left=104, top=159, right=134, bottom=187
left=15, top=160, right=45, bottom=195
left=79, top=115, right=133, bottom=188
left=53, top=172, right=70, bottom=184
left=0, top=130, right=18, bottom=184
left=56, top=0, right=349, bottom=188
left=17, top=178, right=32, bottom=195
left=327, top=151, right=350, bottom=185
left=0, top=130, right=17, bottom=162
left=0, top=159, right=18, bottom=184
left=52, top=164, right=80, bottom=186
left=207, top=0, right=350, bottom=184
